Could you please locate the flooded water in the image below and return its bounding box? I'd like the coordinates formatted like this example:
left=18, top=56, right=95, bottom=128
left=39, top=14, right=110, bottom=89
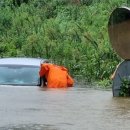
left=0, top=85, right=130, bottom=130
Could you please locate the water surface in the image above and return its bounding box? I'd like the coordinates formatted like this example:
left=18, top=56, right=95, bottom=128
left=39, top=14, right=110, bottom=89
left=0, top=85, right=130, bottom=130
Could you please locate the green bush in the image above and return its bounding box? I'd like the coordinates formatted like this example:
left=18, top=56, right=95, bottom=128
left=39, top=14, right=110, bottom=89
left=0, top=0, right=128, bottom=86
left=119, top=78, right=130, bottom=97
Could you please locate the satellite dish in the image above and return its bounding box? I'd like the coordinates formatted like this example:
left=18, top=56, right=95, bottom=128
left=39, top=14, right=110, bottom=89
left=108, top=7, right=130, bottom=59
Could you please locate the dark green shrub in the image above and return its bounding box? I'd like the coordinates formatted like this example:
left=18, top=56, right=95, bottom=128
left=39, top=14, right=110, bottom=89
left=119, top=78, right=130, bottom=97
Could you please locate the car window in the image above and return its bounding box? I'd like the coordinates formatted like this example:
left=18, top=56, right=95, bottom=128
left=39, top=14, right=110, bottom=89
left=0, top=65, right=39, bottom=86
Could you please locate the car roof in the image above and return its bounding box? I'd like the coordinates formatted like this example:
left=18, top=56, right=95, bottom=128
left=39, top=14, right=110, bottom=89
left=0, top=57, right=48, bottom=66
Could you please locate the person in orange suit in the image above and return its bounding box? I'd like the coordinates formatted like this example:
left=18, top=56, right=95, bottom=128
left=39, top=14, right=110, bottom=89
left=39, top=63, right=74, bottom=88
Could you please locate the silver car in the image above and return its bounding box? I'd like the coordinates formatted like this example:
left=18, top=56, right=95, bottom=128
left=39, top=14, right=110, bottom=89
left=0, top=57, right=48, bottom=86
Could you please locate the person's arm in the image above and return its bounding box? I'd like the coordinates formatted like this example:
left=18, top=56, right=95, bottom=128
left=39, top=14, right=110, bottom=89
left=39, top=64, right=49, bottom=87
left=110, top=64, right=120, bottom=80
left=40, top=76, right=47, bottom=87
left=39, top=64, right=48, bottom=77
left=67, top=74, right=74, bottom=87
left=110, top=70, right=116, bottom=80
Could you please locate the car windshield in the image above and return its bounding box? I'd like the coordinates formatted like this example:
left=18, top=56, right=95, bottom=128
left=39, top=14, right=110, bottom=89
left=0, top=65, right=39, bottom=86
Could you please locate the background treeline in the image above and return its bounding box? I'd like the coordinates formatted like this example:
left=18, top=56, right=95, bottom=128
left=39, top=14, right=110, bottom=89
left=0, top=0, right=129, bottom=86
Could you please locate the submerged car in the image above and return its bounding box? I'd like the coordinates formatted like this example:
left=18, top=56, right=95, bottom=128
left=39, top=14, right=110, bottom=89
left=0, top=57, right=48, bottom=86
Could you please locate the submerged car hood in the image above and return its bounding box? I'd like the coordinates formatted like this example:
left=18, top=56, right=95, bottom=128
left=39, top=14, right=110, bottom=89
left=0, top=85, right=70, bottom=129
left=0, top=85, right=45, bottom=127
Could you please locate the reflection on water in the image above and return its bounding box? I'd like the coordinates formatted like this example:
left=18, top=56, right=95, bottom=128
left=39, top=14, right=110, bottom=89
left=0, top=85, right=130, bottom=130
left=0, top=124, right=57, bottom=130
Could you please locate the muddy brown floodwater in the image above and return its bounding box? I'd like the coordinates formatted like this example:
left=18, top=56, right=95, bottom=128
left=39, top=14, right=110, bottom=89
left=0, top=85, right=130, bottom=130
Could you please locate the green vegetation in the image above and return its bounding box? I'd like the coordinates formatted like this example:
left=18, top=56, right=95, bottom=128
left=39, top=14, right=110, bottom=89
left=0, top=0, right=129, bottom=86
left=119, top=78, right=130, bottom=97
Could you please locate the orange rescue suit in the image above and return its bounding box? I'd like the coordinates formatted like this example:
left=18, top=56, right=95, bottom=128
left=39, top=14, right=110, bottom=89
left=39, top=63, right=74, bottom=88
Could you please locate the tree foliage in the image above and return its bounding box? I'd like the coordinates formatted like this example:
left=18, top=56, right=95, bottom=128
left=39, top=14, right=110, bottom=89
left=0, top=0, right=128, bottom=83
